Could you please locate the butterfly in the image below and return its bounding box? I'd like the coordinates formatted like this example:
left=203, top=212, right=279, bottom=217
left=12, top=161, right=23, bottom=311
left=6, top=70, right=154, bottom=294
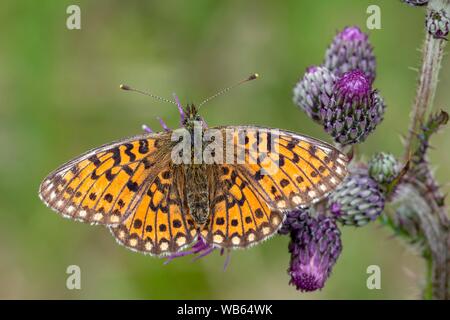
left=39, top=75, right=348, bottom=257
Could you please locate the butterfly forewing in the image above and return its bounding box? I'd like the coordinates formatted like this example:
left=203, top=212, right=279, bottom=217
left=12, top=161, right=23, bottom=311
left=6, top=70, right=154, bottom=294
left=39, top=132, right=172, bottom=225
left=216, top=126, right=348, bottom=210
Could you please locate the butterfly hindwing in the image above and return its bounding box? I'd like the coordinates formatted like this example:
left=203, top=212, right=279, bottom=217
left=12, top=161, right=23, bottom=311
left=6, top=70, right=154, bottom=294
left=38, top=132, right=172, bottom=225
left=110, top=166, right=198, bottom=256
left=201, top=165, right=284, bottom=249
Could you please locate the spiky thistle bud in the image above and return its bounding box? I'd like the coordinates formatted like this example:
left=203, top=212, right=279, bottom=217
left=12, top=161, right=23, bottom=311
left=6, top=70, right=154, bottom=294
left=282, top=210, right=342, bottom=292
left=426, top=9, right=450, bottom=39
left=278, top=209, right=310, bottom=235
left=328, top=167, right=385, bottom=226
left=368, top=152, right=400, bottom=185
left=324, top=26, right=376, bottom=84
left=293, top=66, right=337, bottom=121
left=402, top=0, right=429, bottom=6
left=319, top=70, right=386, bottom=145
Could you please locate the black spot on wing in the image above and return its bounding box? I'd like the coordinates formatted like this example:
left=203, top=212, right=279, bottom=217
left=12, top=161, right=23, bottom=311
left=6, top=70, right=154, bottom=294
left=124, top=143, right=136, bottom=162
left=138, top=139, right=149, bottom=154
left=88, top=155, right=101, bottom=167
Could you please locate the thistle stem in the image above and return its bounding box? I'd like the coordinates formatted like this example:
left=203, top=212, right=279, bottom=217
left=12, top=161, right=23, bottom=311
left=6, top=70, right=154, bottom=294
left=401, top=0, right=449, bottom=300
left=404, top=32, right=445, bottom=161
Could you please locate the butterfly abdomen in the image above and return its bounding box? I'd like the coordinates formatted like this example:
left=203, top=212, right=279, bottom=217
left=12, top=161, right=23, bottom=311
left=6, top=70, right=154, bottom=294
left=185, top=164, right=209, bottom=226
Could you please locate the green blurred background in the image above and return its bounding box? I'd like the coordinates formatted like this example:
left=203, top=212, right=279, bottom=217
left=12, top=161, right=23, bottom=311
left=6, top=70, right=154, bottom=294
left=0, top=0, right=448, bottom=299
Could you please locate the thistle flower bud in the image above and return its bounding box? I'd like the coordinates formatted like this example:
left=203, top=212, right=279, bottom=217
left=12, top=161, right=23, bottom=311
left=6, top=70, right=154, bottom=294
left=278, top=208, right=310, bottom=235
left=320, top=70, right=386, bottom=145
left=293, top=66, right=337, bottom=121
left=328, top=168, right=385, bottom=226
left=368, top=152, right=400, bottom=184
left=324, top=26, right=376, bottom=83
left=284, top=210, right=342, bottom=292
left=426, top=9, right=450, bottom=39
left=402, top=0, right=429, bottom=6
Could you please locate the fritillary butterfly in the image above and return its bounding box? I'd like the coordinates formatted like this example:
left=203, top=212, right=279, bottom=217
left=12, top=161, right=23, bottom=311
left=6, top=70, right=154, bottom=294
left=39, top=77, right=348, bottom=256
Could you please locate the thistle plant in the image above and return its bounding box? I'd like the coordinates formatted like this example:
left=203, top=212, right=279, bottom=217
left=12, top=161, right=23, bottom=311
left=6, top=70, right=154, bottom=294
left=279, top=211, right=342, bottom=292
left=287, top=1, right=449, bottom=299
left=164, top=2, right=449, bottom=299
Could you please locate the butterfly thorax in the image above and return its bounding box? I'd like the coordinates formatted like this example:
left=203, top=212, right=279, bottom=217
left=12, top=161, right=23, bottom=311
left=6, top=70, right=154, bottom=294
left=182, top=104, right=210, bottom=226
left=182, top=103, right=202, bottom=132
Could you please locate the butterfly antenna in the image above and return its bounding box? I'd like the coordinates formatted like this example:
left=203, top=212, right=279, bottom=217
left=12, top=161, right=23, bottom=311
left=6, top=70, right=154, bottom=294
left=119, top=84, right=177, bottom=106
left=197, top=73, right=259, bottom=109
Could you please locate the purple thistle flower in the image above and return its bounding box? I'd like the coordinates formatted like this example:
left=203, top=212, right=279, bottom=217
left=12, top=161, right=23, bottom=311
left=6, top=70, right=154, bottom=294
left=324, top=26, right=376, bottom=83
left=293, top=66, right=337, bottom=122
left=164, top=236, right=231, bottom=270
left=164, top=236, right=214, bottom=264
left=157, top=117, right=170, bottom=131
left=173, top=93, right=186, bottom=126
left=402, top=0, right=429, bottom=6
left=328, top=167, right=385, bottom=227
left=282, top=210, right=342, bottom=292
left=142, top=124, right=153, bottom=133
left=278, top=209, right=310, bottom=235
left=320, top=70, right=386, bottom=145
left=334, top=69, right=371, bottom=100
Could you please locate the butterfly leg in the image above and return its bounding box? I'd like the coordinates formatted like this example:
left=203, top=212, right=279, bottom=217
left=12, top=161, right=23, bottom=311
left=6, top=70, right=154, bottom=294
left=142, top=124, right=153, bottom=133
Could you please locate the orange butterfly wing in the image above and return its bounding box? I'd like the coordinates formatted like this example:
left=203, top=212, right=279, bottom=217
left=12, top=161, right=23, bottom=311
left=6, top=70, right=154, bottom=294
left=40, top=125, right=348, bottom=254
left=39, top=132, right=172, bottom=225
left=201, top=164, right=284, bottom=248
left=200, top=126, right=348, bottom=249
left=110, top=167, right=198, bottom=256
left=218, top=126, right=348, bottom=209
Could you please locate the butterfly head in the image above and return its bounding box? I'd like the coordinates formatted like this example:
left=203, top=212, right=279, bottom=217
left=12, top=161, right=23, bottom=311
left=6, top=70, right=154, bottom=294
left=180, top=73, right=259, bottom=131
left=182, top=103, right=202, bottom=130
